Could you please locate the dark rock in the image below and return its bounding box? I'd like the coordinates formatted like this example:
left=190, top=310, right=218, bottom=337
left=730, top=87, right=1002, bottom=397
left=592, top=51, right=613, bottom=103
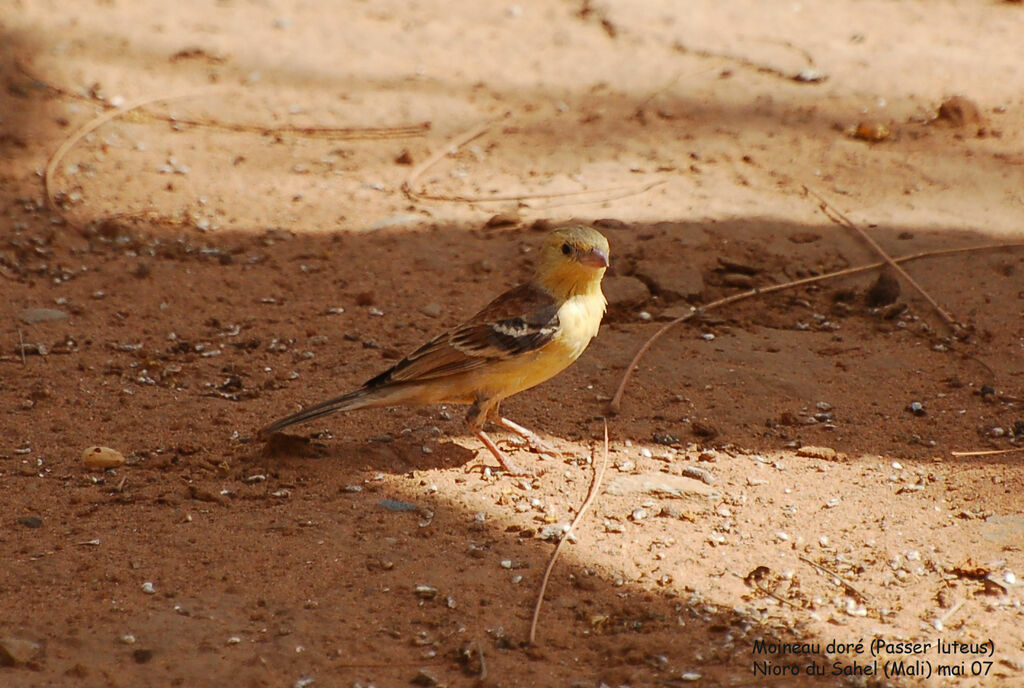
left=603, top=276, right=650, bottom=309
left=866, top=270, right=900, bottom=307
left=635, top=260, right=704, bottom=301
left=17, top=516, right=43, bottom=528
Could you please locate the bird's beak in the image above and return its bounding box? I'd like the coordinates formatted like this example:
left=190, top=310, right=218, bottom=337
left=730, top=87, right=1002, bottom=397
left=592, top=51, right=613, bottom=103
left=578, top=246, right=610, bottom=269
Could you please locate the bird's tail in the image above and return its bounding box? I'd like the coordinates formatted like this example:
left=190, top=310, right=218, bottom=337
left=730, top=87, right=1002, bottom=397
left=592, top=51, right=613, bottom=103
left=260, top=385, right=400, bottom=437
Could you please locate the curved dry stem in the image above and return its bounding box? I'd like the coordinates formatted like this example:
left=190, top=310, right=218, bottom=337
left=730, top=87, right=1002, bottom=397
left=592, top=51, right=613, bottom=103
left=608, top=242, right=1024, bottom=415
left=529, top=419, right=609, bottom=646
left=44, top=87, right=234, bottom=221
left=20, top=60, right=428, bottom=140
left=402, top=119, right=665, bottom=206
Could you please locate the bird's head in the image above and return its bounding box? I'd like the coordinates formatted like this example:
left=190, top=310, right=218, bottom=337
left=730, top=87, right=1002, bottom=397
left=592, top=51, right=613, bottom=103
left=536, top=225, right=610, bottom=298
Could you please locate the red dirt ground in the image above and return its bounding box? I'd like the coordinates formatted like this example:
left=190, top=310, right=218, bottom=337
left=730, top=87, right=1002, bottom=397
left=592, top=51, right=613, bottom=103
left=3, top=2, right=1024, bottom=687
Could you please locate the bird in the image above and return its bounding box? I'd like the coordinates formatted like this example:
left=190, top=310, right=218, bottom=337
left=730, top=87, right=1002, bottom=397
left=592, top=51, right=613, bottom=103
left=261, top=225, right=610, bottom=474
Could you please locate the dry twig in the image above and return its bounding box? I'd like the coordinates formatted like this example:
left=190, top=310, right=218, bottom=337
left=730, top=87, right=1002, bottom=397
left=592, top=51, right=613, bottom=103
left=474, top=640, right=487, bottom=685
left=951, top=447, right=1024, bottom=457
left=609, top=242, right=1024, bottom=415
left=798, top=555, right=871, bottom=603
left=402, top=120, right=664, bottom=205
left=529, top=419, right=609, bottom=645
left=44, top=88, right=224, bottom=221
left=19, top=60, right=428, bottom=140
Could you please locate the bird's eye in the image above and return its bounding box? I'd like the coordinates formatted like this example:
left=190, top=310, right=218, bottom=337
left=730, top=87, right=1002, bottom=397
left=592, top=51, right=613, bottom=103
left=561, top=243, right=571, bottom=256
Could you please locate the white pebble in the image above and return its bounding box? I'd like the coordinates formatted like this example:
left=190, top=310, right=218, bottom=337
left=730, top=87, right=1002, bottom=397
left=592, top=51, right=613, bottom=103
left=141, top=581, right=156, bottom=594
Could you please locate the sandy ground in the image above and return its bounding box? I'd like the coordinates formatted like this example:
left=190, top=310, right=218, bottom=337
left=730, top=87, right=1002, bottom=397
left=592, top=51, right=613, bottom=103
left=3, top=1, right=1024, bottom=686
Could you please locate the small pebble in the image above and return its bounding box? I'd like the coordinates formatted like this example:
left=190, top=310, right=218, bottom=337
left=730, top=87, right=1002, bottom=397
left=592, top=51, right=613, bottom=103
left=414, top=585, right=438, bottom=599
left=0, top=637, right=40, bottom=666
left=141, top=582, right=156, bottom=595
left=82, top=445, right=126, bottom=469
left=17, top=516, right=43, bottom=528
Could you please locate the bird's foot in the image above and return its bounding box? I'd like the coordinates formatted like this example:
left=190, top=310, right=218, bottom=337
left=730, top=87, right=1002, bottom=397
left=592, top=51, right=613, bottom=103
left=496, top=417, right=559, bottom=456
left=473, top=428, right=544, bottom=476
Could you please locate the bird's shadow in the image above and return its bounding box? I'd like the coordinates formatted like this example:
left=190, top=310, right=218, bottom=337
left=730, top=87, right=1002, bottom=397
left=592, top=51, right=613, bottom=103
left=258, top=431, right=480, bottom=474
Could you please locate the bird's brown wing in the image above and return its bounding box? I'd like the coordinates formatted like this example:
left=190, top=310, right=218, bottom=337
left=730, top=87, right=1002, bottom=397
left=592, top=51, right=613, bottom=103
left=363, top=282, right=560, bottom=388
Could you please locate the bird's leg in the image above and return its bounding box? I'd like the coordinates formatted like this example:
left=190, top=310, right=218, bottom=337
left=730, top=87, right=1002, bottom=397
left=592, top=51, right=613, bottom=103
left=485, top=401, right=557, bottom=455
left=467, top=398, right=531, bottom=475
left=495, top=416, right=559, bottom=456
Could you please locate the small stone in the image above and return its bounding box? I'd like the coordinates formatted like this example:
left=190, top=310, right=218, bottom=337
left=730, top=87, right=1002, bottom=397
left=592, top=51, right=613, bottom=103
left=414, top=584, right=438, bottom=599
left=17, top=516, right=43, bottom=528
left=18, top=308, right=69, bottom=324
left=379, top=498, right=419, bottom=512
left=141, top=581, right=156, bottom=595
left=793, top=68, right=827, bottom=83
left=602, top=276, right=650, bottom=309
left=796, top=445, right=837, bottom=461
left=635, top=260, right=704, bottom=301
left=606, top=472, right=715, bottom=497
left=411, top=669, right=439, bottom=686
left=394, top=149, right=414, bottom=165
left=852, top=121, right=890, bottom=142
left=936, top=96, right=982, bottom=128
left=681, top=465, right=715, bottom=484
left=721, top=273, right=754, bottom=288
left=907, top=401, right=926, bottom=416
left=82, top=446, right=126, bottom=469
left=132, top=649, right=153, bottom=664
left=420, top=303, right=442, bottom=318
left=539, top=524, right=570, bottom=541
left=866, top=270, right=900, bottom=307
left=484, top=212, right=519, bottom=228
left=0, top=637, right=40, bottom=666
